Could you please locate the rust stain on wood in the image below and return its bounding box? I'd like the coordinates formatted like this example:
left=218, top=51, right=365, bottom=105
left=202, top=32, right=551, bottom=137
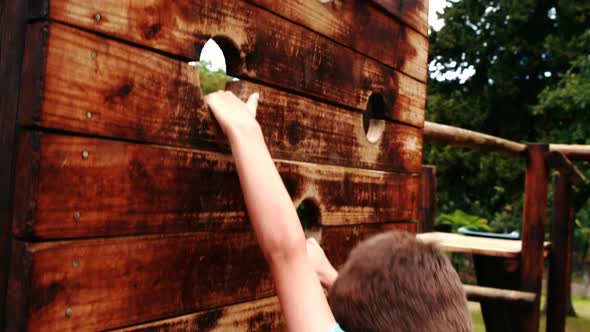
left=12, top=223, right=412, bottom=331
left=47, top=0, right=426, bottom=127
left=19, top=23, right=422, bottom=173
left=13, top=132, right=419, bottom=239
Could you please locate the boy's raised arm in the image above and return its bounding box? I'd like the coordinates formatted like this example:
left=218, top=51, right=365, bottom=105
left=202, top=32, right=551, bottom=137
left=204, top=91, right=336, bottom=332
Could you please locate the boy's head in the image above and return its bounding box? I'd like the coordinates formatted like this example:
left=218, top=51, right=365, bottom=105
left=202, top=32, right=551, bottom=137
left=328, top=231, right=472, bottom=332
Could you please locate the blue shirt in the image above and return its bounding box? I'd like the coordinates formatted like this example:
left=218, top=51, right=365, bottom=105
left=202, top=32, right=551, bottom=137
left=328, top=323, right=345, bottom=332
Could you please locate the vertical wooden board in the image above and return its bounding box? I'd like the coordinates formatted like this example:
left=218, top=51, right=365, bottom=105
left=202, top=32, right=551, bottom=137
left=519, top=144, right=549, bottom=332
left=418, top=165, right=436, bottom=233
left=245, top=0, right=428, bottom=81
left=546, top=174, right=573, bottom=332
left=46, top=0, right=426, bottom=127
left=15, top=223, right=412, bottom=331
left=112, top=297, right=284, bottom=332
left=0, top=0, right=29, bottom=328
left=371, top=0, right=429, bottom=36
left=20, top=22, right=423, bottom=173
left=13, top=133, right=420, bottom=239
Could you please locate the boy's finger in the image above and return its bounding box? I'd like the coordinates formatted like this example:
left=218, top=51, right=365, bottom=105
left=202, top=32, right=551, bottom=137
left=245, top=92, right=259, bottom=116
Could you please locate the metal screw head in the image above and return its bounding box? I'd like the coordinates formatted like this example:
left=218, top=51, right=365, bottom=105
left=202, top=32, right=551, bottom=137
left=95, top=13, right=102, bottom=21
left=65, top=307, right=72, bottom=318
left=82, top=150, right=89, bottom=159
left=73, top=211, right=81, bottom=221
left=86, top=112, right=93, bottom=119
left=90, top=51, right=97, bottom=59
left=72, top=259, right=79, bottom=268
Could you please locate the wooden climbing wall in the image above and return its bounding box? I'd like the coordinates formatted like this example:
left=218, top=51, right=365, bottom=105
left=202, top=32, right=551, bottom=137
left=1, top=0, right=429, bottom=330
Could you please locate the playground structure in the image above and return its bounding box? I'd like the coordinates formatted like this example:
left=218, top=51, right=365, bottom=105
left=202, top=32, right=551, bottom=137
left=1, top=0, right=428, bottom=331
left=418, top=122, right=590, bottom=332
left=2, top=1, right=588, bottom=331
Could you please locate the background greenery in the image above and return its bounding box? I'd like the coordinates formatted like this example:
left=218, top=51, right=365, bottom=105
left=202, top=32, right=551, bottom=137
left=426, top=0, right=590, bottom=280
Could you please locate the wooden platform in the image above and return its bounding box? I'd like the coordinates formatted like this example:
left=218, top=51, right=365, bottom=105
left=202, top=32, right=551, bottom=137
left=417, top=232, right=551, bottom=259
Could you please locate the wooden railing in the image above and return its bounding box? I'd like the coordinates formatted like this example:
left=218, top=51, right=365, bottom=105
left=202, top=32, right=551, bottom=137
left=421, top=121, right=588, bottom=332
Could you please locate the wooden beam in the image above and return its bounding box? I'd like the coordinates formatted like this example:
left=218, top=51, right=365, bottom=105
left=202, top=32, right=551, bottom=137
left=20, top=22, right=423, bottom=174
left=550, top=144, right=590, bottom=161
left=43, top=0, right=426, bottom=127
left=519, top=143, right=549, bottom=332
left=418, top=165, right=436, bottom=233
left=423, top=121, right=526, bottom=156
left=546, top=151, right=587, bottom=187
left=464, top=285, right=536, bottom=306
left=13, top=132, right=420, bottom=240
left=0, top=0, right=29, bottom=329
left=5, top=223, right=413, bottom=331
left=546, top=174, right=574, bottom=332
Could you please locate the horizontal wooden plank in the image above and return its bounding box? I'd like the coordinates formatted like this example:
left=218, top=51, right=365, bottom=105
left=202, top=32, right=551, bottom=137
left=464, top=285, right=537, bottom=305
left=416, top=232, right=551, bottom=259
left=112, top=297, right=283, bottom=332
left=371, top=0, right=429, bottom=36
left=45, top=0, right=426, bottom=127
left=8, top=223, right=413, bottom=331
left=13, top=132, right=420, bottom=239
left=245, top=0, right=428, bottom=81
left=20, top=22, right=422, bottom=173
left=424, top=121, right=526, bottom=157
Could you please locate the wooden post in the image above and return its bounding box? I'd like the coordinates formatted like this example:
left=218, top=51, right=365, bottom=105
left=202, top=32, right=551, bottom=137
left=418, top=165, right=436, bottom=233
left=546, top=173, right=574, bottom=332
left=519, top=144, right=549, bottom=332
left=0, top=1, right=29, bottom=329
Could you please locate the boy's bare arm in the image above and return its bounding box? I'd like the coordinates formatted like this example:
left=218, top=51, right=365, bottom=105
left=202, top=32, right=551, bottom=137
left=204, top=91, right=336, bottom=332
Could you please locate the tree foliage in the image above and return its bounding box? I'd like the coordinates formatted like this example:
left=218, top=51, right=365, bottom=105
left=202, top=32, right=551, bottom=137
left=426, top=0, right=590, bottom=236
left=196, top=60, right=234, bottom=95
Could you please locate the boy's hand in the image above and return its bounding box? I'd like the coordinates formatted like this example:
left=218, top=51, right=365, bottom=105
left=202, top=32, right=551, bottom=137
left=306, top=238, right=338, bottom=290
left=204, top=90, right=260, bottom=137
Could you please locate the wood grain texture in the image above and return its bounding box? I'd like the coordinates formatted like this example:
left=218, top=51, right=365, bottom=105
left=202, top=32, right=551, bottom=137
left=9, top=222, right=413, bottom=331
left=45, top=0, right=426, bottom=127
left=0, top=0, right=29, bottom=329
left=371, top=0, right=429, bottom=36
left=424, top=121, right=526, bottom=157
left=546, top=174, right=574, bottom=332
left=417, top=232, right=550, bottom=259
left=20, top=22, right=423, bottom=173
left=13, top=132, right=420, bottom=239
left=112, top=297, right=284, bottom=332
left=418, top=165, right=436, bottom=233
left=245, top=0, right=428, bottom=81
left=519, top=144, right=549, bottom=332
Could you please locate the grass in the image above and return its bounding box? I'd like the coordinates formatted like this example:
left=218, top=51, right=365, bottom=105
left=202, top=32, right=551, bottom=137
left=469, top=296, right=590, bottom=331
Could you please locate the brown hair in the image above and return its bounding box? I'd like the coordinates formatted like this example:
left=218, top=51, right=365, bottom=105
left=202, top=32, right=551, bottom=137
left=328, top=231, right=472, bottom=332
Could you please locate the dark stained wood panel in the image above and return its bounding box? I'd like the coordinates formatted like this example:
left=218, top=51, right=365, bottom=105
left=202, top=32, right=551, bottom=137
left=13, top=132, right=420, bottom=239
left=371, top=0, right=429, bottom=36
left=246, top=0, right=428, bottom=82
left=113, top=297, right=284, bottom=332
left=45, top=0, right=426, bottom=127
left=0, top=0, right=29, bottom=329
left=7, top=223, right=414, bottom=331
left=19, top=23, right=423, bottom=174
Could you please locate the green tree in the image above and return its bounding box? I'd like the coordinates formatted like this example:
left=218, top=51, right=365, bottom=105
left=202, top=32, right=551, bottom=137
left=426, top=0, right=589, bottom=230
left=427, top=0, right=589, bottom=316
left=196, top=60, right=234, bottom=95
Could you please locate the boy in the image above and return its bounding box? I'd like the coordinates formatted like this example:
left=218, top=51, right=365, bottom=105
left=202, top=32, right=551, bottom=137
left=204, top=91, right=472, bottom=332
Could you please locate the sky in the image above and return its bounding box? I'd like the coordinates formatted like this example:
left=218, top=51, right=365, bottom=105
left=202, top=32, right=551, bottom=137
left=200, top=0, right=455, bottom=76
